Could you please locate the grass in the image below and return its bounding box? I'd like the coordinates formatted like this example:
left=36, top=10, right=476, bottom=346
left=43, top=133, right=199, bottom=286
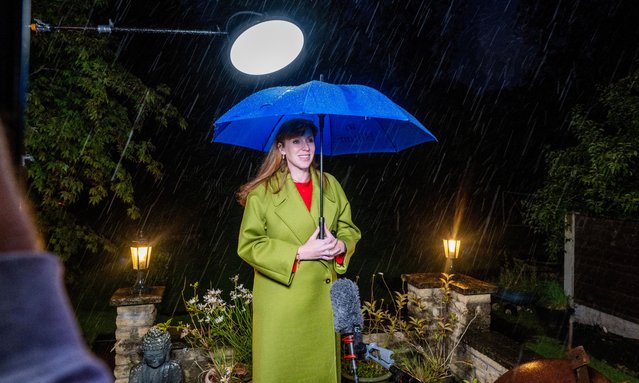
left=526, top=336, right=639, bottom=383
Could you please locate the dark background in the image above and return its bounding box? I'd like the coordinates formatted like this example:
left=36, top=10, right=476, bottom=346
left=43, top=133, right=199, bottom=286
left=51, top=0, right=639, bottom=308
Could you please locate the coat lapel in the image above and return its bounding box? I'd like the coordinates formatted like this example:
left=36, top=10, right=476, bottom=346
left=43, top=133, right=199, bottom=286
left=273, top=173, right=317, bottom=244
left=272, top=169, right=339, bottom=243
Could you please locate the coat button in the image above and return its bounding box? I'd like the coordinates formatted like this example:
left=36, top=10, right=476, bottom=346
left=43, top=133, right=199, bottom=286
left=325, top=279, right=331, bottom=284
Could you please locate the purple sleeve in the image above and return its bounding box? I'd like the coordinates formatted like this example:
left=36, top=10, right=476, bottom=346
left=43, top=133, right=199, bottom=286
left=0, top=251, right=112, bottom=383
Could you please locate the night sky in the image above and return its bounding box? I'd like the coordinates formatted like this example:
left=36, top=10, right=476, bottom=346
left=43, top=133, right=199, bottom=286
left=82, top=0, right=639, bottom=301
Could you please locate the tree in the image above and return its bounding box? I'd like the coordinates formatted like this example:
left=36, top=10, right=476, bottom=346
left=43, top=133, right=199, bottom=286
left=26, top=0, right=186, bottom=270
left=524, top=68, right=639, bottom=260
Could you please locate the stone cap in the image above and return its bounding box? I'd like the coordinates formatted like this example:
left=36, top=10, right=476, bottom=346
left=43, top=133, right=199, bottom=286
left=110, top=286, right=165, bottom=307
left=401, top=273, right=497, bottom=295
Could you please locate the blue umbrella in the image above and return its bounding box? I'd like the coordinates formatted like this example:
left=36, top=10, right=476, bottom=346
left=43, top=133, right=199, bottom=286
left=213, top=80, right=436, bottom=236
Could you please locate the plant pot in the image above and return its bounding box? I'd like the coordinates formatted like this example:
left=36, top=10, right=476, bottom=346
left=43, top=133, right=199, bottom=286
left=203, top=364, right=251, bottom=383
left=342, top=358, right=393, bottom=383
left=341, top=369, right=393, bottom=383
left=203, top=368, right=218, bottom=383
left=493, top=287, right=536, bottom=305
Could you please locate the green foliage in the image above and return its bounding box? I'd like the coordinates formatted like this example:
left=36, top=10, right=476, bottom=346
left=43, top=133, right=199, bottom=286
left=524, top=69, right=639, bottom=260
left=26, top=0, right=186, bottom=264
left=536, top=279, right=569, bottom=310
left=342, top=358, right=389, bottom=379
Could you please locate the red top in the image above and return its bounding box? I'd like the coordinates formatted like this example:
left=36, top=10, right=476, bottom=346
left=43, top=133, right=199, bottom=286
left=292, top=179, right=344, bottom=272
left=295, top=179, right=313, bottom=211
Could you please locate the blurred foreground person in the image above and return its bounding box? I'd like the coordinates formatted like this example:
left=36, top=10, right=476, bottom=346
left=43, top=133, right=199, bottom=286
left=0, top=123, right=112, bottom=382
left=237, top=119, right=361, bottom=383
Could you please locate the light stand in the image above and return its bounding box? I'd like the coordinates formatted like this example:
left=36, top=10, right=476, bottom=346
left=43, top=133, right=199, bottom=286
left=30, top=14, right=304, bottom=76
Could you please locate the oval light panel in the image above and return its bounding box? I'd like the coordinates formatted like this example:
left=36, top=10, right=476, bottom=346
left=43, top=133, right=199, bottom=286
left=230, top=20, right=304, bottom=75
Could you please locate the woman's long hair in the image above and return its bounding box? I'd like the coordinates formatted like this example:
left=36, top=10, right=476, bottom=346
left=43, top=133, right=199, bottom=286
left=237, top=119, right=318, bottom=206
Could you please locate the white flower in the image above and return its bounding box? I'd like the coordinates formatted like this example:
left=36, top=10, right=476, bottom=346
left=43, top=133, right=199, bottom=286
left=214, top=316, right=224, bottom=324
left=219, top=366, right=233, bottom=383
left=180, top=325, right=191, bottom=339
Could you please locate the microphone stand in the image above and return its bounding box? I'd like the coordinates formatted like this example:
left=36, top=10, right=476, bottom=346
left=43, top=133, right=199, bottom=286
left=341, top=325, right=367, bottom=383
left=342, top=333, right=359, bottom=383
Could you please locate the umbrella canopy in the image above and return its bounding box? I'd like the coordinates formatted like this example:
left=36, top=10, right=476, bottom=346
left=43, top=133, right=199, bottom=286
left=213, top=80, right=436, bottom=236
left=213, top=80, right=436, bottom=155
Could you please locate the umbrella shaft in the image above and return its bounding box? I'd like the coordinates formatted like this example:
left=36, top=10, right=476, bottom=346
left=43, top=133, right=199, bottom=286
left=319, top=114, right=325, bottom=239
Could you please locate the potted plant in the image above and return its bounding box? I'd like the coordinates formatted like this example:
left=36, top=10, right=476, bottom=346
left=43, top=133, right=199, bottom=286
left=341, top=358, right=393, bottom=382
left=535, top=279, right=572, bottom=337
left=164, top=275, right=253, bottom=383
left=494, top=257, right=538, bottom=305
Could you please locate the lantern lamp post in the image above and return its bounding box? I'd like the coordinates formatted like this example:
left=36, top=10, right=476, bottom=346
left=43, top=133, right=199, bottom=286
left=443, top=238, right=460, bottom=273
left=130, top=232, right=152, bottom=294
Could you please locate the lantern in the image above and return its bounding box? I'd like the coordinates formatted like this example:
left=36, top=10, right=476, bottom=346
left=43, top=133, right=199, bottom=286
left=443, top=238, right=460, bottom=274
left=131, top=232, right=152, bottom=293
left=443, top=239, right=460, bottom=259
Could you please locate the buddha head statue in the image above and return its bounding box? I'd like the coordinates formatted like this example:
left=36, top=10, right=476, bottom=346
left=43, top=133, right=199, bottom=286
left=140, top=327, right=171, bottom=368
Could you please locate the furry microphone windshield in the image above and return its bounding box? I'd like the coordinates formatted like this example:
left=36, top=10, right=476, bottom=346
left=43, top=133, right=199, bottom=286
left=330, top=278, right=364, bottom=334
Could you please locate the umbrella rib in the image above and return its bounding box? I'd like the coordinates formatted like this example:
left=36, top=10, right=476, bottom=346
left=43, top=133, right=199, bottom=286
left=378, top=118, right=400, bottom=152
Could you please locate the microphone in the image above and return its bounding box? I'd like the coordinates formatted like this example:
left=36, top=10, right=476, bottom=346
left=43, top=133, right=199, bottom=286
left=330, top=278, right=363, bottom=334
left=330, top=278, right=365, bottom=382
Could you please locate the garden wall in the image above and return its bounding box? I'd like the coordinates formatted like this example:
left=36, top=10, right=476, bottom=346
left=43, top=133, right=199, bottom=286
left=564, top=213, right=639, bottom=340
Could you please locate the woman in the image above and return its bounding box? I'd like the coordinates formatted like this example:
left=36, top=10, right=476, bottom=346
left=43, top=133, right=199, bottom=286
left=237, top=119, right=361, bottom=383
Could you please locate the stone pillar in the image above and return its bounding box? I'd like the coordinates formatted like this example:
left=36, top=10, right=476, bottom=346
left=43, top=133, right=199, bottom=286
left=401, top=273, right=497, bottom=381
left=402, top=273, right=496, bottom=334
left=110, top=286, right=165, bottom=383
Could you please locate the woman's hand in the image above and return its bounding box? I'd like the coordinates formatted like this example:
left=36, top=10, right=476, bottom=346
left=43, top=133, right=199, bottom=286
left=297, top=224, right=345, bottom=261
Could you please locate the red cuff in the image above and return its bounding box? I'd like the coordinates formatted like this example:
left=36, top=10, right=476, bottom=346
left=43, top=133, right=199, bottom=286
left=293, top=254, right=344, bottom=271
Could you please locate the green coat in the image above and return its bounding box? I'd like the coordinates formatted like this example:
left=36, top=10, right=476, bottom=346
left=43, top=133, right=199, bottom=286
left=238, top=169, right=361, bottom=383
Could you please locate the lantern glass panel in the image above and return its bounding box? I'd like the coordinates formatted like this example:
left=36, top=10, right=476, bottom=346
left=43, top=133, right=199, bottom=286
left=130, top=244, right=152, bottom=270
